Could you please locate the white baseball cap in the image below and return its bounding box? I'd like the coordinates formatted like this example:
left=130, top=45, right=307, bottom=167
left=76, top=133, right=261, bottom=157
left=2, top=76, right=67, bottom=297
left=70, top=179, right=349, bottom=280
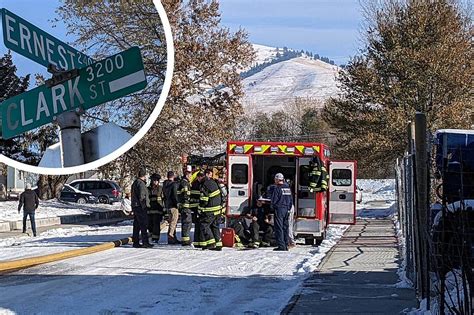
left=274, top=173, right=284, bottom=181
left=26, top=183, right=32, bottom=190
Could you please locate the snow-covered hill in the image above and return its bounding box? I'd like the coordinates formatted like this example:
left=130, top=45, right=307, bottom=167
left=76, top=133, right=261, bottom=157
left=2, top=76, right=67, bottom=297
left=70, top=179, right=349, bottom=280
left=252, top=43, right=279, bottom=66
left=243, top=45, right=341, bottom=113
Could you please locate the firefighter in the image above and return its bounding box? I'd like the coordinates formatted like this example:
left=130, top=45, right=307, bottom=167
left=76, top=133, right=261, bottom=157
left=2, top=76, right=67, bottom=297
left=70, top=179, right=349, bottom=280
left=131, top=168, right=153, bottom=248
left=191, top=172, right=204, bottom=248
left=198, top=169, right=223, bottom=250
left=147, top=173, right=164, bottom=243
left=308, top=156, right=329, bottom=192
left=216, top=176, right=228, bottom=222
left=233, top=199, right=273, bottom=248
left=319, top=162, right=329, bottom=191
left=268, top=173, right=293, bottom=251
left=178, top=171, right=193, bottom=246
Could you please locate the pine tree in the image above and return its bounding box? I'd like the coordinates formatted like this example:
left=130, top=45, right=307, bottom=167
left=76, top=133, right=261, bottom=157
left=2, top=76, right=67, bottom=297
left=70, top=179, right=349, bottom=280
left=0, top=53, right=32, bottom=161
left=323, top=0, right=472, bottom=177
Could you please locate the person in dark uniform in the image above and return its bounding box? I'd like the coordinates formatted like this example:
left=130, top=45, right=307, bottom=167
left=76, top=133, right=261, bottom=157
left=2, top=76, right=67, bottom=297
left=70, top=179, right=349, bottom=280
left=268, top=173, right=293, bottom=251
left=199, top=169, right=222, bottom=250
left=18, top=183, right=39, bottom=237
left=147, top=173, right=164, bottom=243
left=178, top=171, right=193, bottom=246
left=233, top=199, right=273, bottom=248
left=163, top=171, right=180, bottom=244
left=191, top=172, right=204, bottom=248
left=131, top=168, right=153, bottom=248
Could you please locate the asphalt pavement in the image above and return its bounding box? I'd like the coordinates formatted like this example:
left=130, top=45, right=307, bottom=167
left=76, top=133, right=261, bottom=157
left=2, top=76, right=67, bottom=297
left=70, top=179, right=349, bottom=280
left=283, top=219, right=417, bottom=314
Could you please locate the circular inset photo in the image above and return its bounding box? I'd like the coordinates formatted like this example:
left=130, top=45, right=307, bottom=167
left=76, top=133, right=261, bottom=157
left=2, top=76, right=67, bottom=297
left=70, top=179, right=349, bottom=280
left=0, top=0, right=174, bottom=175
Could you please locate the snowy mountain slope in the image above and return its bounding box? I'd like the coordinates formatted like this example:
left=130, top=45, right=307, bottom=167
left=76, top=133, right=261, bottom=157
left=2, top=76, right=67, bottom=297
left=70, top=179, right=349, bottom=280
left=251, top=43, right=279, bottom=66
left=243, top=48, right=341, bottom=112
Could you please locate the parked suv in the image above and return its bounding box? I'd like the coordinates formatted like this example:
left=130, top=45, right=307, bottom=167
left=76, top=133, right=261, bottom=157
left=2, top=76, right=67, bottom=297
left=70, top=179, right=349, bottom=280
left=59, top=184, right=97, bottom=204
left=69, top=179, right=121, bottom=204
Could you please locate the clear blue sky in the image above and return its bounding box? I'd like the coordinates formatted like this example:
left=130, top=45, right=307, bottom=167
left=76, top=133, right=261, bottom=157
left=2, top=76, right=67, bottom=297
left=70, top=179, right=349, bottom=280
left=219, top=0, right=363, bottom=65
left=0, top=0, right=68, bottom=81
left=0, top=0, right=363, bottom=81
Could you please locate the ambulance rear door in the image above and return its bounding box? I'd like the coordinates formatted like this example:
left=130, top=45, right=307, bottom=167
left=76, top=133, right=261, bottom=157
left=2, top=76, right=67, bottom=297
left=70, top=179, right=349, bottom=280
left=328, top=160, right=357, bottom=224
left=294, top=156, right=323, bottom=236
left=227, top=155, right=251, bottom=216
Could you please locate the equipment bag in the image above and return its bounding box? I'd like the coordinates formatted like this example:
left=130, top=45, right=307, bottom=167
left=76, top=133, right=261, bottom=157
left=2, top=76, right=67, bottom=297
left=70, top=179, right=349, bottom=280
left=221, top=227, right=235, bottom=248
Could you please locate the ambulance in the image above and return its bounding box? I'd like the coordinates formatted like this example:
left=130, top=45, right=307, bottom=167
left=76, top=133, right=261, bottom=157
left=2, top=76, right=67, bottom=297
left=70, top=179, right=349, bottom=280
left=226, top=140, right=357, bottom=245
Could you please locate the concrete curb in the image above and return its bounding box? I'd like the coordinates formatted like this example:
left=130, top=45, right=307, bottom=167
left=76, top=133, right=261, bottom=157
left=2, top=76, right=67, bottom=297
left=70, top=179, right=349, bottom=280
left=0, top=237, right=132, bottom=274
left=9, top=217, right=62, bottom=230
left=4, top=210, right=127, bottom=232
left=0, top=221, right=11, bottom=232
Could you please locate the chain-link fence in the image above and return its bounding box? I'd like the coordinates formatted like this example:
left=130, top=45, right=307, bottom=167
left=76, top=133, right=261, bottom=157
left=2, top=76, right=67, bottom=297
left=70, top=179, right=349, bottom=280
left=396, top=123, right=473, bottom=314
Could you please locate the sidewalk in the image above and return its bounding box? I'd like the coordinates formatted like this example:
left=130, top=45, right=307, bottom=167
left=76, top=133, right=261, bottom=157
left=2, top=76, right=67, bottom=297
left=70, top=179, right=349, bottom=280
left=283, top=219, right=417, bottom=314
left=0, top=217, right=130, bottom=239
left=0, top=209, right=128, bottom=233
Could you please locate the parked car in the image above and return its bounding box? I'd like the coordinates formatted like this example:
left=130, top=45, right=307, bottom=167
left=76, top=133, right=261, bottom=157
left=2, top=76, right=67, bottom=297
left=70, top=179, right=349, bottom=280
left=356, top=185, right=363, bottom=204
left=69, top=179, right=122, bottom=204
left=60, top=184, right=97, bottom=204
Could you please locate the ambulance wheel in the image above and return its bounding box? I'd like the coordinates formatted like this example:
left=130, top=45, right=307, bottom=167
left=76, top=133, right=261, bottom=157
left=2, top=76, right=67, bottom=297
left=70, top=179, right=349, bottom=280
left=315, top=230, right=327, bottom=246
left=305, top=237, right=315, bottom=246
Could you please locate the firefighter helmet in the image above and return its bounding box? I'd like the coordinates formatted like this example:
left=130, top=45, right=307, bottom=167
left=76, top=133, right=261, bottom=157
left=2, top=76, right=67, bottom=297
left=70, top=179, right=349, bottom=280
left=310, top=156, right=322, bottom=166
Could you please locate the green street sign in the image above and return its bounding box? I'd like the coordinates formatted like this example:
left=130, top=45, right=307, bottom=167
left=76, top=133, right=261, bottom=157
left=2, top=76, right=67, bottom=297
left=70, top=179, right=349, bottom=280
left=1, top=8, right=93, bottom=70
left=1, top=47, right=147, bottom=139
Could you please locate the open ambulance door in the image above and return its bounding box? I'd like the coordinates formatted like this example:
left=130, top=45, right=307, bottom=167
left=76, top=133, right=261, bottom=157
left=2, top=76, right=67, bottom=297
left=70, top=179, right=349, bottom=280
left=294, top=157, right=325, bottom=242
left=227, top=155, right=251, bottom=216
left=328, top=160, right=357, bottom=224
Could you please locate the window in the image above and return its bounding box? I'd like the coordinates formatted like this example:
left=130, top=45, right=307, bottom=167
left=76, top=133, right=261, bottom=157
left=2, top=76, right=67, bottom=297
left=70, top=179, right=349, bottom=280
left=62, top=186, right=74, bottom=193
left=84, top=182, right=98, bottom=190
left=331, top=169, right=352, bottom=186
left=99, top=182, right=111, bottom=189
left=231, top=164, right=248, bottom=184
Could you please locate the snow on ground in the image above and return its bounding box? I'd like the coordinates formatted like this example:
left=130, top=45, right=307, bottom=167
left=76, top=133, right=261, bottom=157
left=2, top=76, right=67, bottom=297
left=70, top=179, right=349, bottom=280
left=357, top=179, right=397, bottom=219
left=0, top=199, right=120, bottom=222
left=252, top=44, right=279, bottom=66
left=357, top=179, right=396, bottom=203
left=0, top=223, right=348, bottom=314
left=0, top=222, right=133, bottom=261
left=0, top=179, right=400, bottom=314
left=243, top=56, right=340, bottom=112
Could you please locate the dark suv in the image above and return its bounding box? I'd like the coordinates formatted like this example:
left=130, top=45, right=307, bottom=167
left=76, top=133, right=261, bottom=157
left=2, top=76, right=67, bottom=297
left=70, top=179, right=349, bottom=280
left=69, top=179, right=121, bottom=204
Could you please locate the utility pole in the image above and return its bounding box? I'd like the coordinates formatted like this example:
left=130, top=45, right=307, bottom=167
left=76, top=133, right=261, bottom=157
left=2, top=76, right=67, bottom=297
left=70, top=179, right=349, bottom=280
left=414, top=112, right=430, bottom=304
left=409, top=120, right=422, bottom=297
left=47, top=66, right=84, bottom=168
left=56, top=111, right=84, bottom=167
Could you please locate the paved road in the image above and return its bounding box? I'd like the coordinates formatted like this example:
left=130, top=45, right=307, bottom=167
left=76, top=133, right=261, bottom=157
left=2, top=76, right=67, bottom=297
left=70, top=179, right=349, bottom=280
left=283, top=219, right=416, bottom=314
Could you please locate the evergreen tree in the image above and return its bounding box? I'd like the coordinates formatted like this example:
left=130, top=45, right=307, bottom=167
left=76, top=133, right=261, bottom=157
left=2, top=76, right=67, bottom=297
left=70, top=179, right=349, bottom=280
left=0, top=53, right=32, bottom=161
left=323, top=0, right=472, bottom=177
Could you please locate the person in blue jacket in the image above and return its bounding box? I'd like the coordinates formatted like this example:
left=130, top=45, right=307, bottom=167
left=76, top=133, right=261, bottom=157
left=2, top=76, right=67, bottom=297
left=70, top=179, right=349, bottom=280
left=268, top=173, right=293, bottom=251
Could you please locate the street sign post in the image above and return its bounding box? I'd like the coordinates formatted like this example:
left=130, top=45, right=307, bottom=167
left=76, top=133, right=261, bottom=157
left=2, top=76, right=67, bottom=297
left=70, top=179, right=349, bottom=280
left=1, top=46, right=147, bottom=139
left=1, top=8, right=93, bottom=70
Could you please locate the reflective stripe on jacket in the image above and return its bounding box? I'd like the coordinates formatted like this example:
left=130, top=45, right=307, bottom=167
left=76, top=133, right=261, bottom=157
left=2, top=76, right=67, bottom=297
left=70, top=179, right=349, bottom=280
left=199, top=178, right=222, bottom=214
left=177, top=178, right=191, bottom=209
